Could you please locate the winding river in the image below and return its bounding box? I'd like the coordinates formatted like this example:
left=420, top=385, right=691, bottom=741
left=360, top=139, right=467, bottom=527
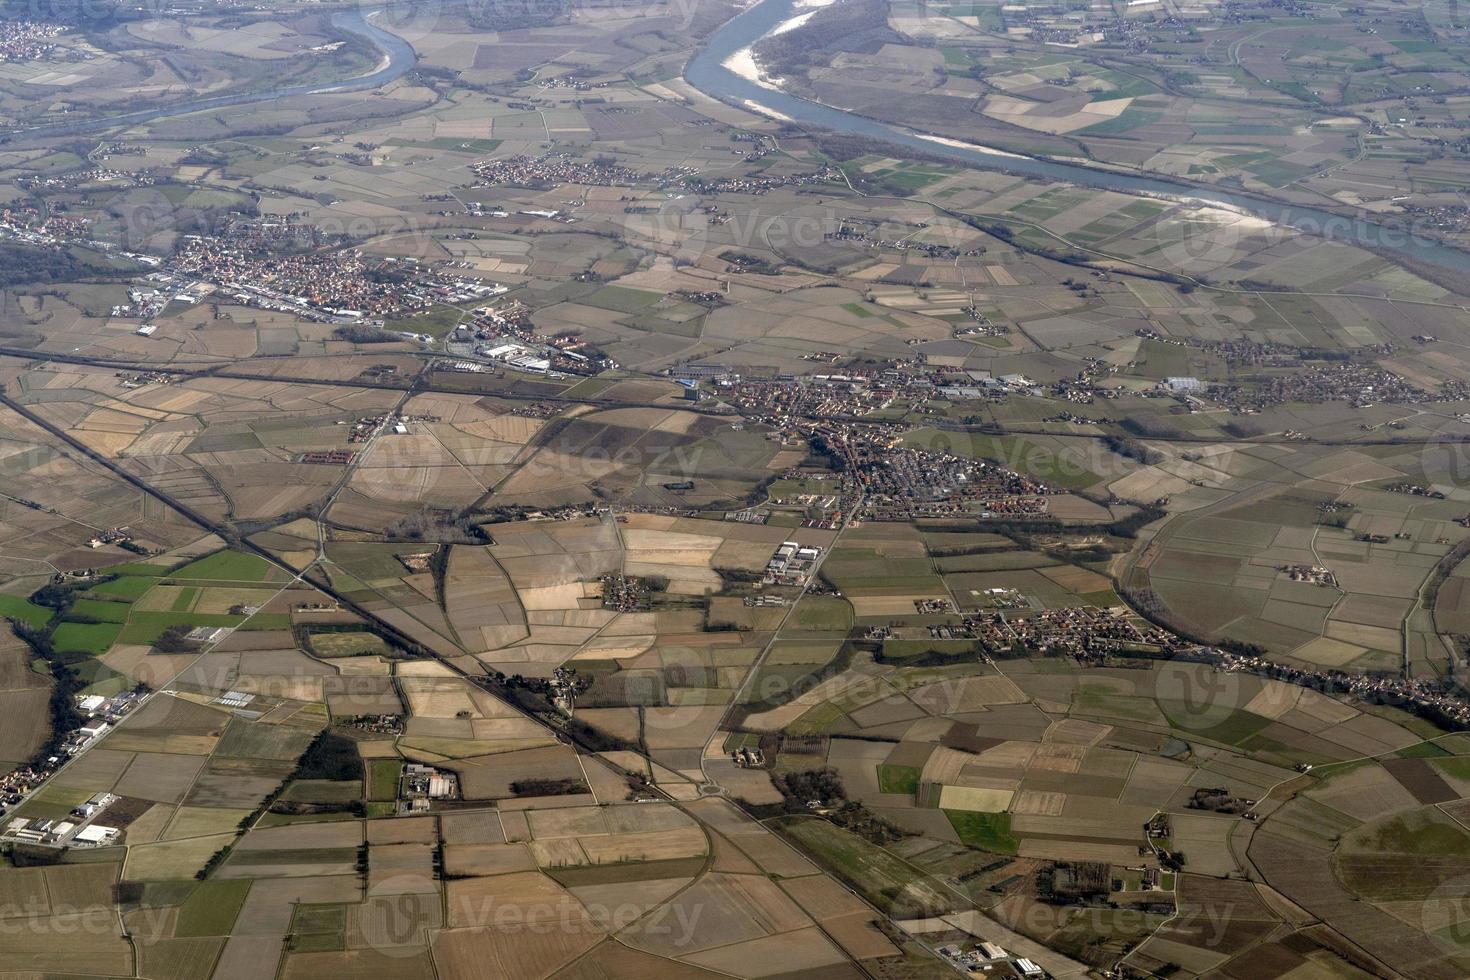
left=1, top=9, right=418, bottom=142
left=685, top=0, right=1470, bottom=274
left=8, top=0, right=1470, bottom=275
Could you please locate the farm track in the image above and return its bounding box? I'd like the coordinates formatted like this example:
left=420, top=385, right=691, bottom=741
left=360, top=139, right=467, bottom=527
left=0, top=388, right=433, bottom=661
left=10, top=342, right=1463, bottom=980
left=0, top=384, right=892, bottom=978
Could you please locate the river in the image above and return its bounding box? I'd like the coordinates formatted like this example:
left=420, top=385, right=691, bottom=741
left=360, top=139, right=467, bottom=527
left=684, top=0, right=1470, bottom=274
left=1, top=9, right=417, bottom=142
left=8, top=0, right=1468, bottom=274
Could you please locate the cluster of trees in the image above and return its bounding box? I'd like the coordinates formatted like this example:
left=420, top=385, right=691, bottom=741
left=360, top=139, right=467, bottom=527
left=1103, top=434, right=1163, bottom=466
left=806, top=434, right=847, bottom=471
left=508, top=777, right=588, bottom=797
left=874, top=642, right=1009, bottom=668
left=714, top=566, right=763, bottom=586
left=480, top=504, right=541, bottom=524
left=9, top=622, right=87, bottom=767
left=385, top=508, right=490, bottom=544
left=11, top=580, right=139, bottom=766
left=765, top=767, right=910, bottom=844
left=772, top=767, right=847, bottom=807
left=465, top=0, right=570, bottom=31
left=295, top=730, right=364, bottom=782
left=0, top=243, right=129, bottom=289
left=153, top=625, right=201, bottom=654
left=1117, top=415, right=1184, bottom=440
left=717, top=250, right=780, bottom=275
left=482, top=671, right=638, bottom=755
left=1042, top=861, right=1112, bottom=902
left=1188, top=787, right=1252, bottom=815
left=333, top=325, right=400, bottom=344
left=1102, top=502, right=1167, bottom=539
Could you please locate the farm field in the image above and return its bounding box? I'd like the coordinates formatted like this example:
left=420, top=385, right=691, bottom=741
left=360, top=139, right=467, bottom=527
left=0, top=0, right=1468, bottom=974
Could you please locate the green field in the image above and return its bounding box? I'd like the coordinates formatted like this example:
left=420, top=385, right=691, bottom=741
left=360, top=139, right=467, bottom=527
left=67, top=598, right=132, bottom=624
left=1434, top=757, right=1470, bottom=781
left=387, top=136, right=502, bottom=153
left=0, top=594, right=54, bottom=628
left=790, top=596, right=853, bottom=632
left=282, top=780, right=364, bottom=804
left=77, top=659, right=130, bottom=697
left=1353, top=807, right=1470, bottom=858
left=288, top=904, right=346, bottom=952
left=367, top=759, right=403, bottom=802
left=175, top=880, right=252, bottom=937
left=1157, top=701, right=1274, bottom=747
left=116, top=611, right=289, bottom=645
left=822, top=550, right=944, bottom=592
left=22, top=784, right=91, bottom=820
left=107, top=563, right=172, bottom=577
left=170, top=551, right=280, bottom=583
left=582, top=285, right=662, bottom=314
left=877, top=764, right=920, bottom=795
left=88, top=576, right=156, bottom=600
left=51, top=621, right=122, bottom=655
left=945, top=810, right=1019, bottom=855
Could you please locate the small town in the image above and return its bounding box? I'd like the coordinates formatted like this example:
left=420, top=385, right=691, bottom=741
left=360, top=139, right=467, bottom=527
left=951, top=604, right=1184, bottom=658
left=166, top=229, right=505, bottom=323
left=600, top=572, right=653, bottom=611
left=470, top=151, right=686, bottom=190
left=0, top=19, right=66, bottom=63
